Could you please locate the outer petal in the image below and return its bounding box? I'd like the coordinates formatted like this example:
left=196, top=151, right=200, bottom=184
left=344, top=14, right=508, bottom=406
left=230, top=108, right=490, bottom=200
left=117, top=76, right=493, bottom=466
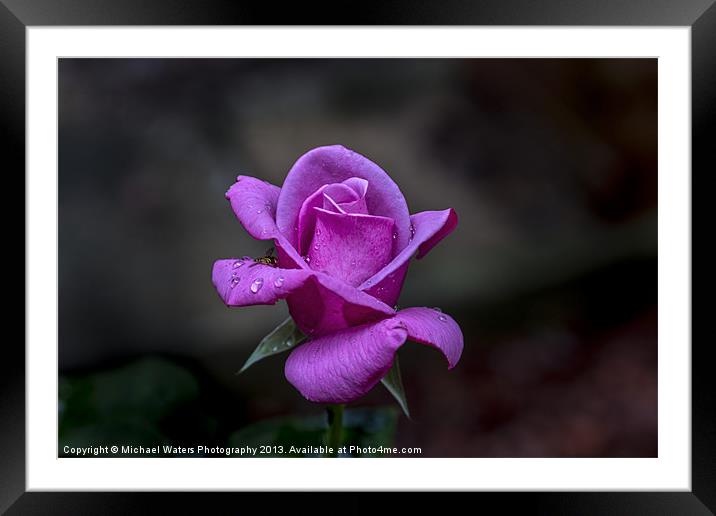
left=212, top=257, right=311, bottom=306
left=307, top=209, right=394, bottom=287
left=414, top=209, right=459, bottom=259
left=276, top=145, right=411, bottom=254
left=284, top=318, right=409, bottom=403
left=213, top=258, right=395, bottom=333
left=225, top=176, right=281, bottom=241
left=394, top=307, right=463, bottom=368
left=225, top=175, right=306, bottom=269
left=360, top=209, right=458, bottom=306
left=284, top=306, right=463, bottom=403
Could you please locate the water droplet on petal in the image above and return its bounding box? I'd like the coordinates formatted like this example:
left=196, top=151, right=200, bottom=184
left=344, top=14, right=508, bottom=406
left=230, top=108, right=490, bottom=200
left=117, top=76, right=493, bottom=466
left=256, top=209, right=263, bottom=214
left=433, top=307, right=442, bottom=312
left=273, top=276, right=285, bottom=288
left=303, top=255, right=311, bottom=264
left=230, top=277, right=240, bottom=288
left=250, top=278, right=264, bottom=293
left=232, top=261, right=243, bottom=269
left=315, top=228, right=321, bottom=236
left=392, top=232, right=397, bottom=240
left=313, top=244, right=319, bottom=251
left=438, top=315, right=448, bottom=322
left=409, top=224, right=416, bottom=240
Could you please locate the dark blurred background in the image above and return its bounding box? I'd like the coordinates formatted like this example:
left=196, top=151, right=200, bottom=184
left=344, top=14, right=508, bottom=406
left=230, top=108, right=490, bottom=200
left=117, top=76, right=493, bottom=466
left=58, top=58, right=657, bottom=457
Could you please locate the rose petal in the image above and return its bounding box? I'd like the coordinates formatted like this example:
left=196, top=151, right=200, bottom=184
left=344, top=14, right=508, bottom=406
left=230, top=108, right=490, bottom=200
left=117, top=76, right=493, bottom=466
left=286, top=272, right=395, bottom=337
left=360, top=208, right=458, bottom=306
left=361, top=262, right=410, bottom=309
left=394, top=307, right=463, bottom=368
left=307, top=209, right=395, bottom=287
left=283, top=306, right=463, bottom=403
left=329, top=177, right=369, bottom=214
left=323, top=191, right=367, bottom=215
left=415, top=209, right=459, bottom=259
left=225, top=175, right=307, bottom=269
left=296, top=178, right=369, bottom=256
left=213, top=258, right=395, bottom=334
left=276, top=145, right=411, bottom=254
left=284, top=318, right=409, bottom=403
left=225, top=176, right=280, bottom=241
left=212, top=258, right=311, bottom=306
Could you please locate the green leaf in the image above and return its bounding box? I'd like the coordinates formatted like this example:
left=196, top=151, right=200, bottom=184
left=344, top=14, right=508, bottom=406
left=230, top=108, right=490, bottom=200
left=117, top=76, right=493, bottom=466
left=58, top=357, right=200, bottom=453
left=381, top=353, right=411, bottom=419
left=228, top=406, right=398, bottom=457
left=238, top=317, right=305, bottom=374
left=59, top=357, right=199, bottom=431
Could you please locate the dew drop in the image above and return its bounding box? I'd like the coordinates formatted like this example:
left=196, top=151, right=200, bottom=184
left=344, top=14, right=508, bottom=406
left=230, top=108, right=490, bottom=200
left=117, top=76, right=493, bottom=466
left=250, top=278, right=264, bottom=293
left=232, top=261, right=244, bottom=269
left=315, top=228, right=321, bottom=236
left=392, top=232, right=397, bottom=240
left=313, top=244, right=319, bottom=251
left=271, top=346, right=278, bottom=352
left=438, top=315, right=448, bottom=322
left=230, top=277, right=240, bottom=288
left=409, top=224, right=416, bottom=240
left=433, top=307, right=442, bottom=312
left=273, top=276, right=285, bottom=288
left=256, top=209, right=263, bottom=214
left=303, top=255, right=311, bottom=264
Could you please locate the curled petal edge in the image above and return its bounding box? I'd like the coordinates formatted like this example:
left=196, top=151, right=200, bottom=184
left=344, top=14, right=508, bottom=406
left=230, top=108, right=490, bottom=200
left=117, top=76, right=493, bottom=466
left=284, top=306, right=463, bottom=403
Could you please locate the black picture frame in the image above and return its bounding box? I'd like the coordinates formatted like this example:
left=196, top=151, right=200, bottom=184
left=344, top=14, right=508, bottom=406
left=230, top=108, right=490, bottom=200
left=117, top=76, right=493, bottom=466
left=3, top=1, right=711, bottom=513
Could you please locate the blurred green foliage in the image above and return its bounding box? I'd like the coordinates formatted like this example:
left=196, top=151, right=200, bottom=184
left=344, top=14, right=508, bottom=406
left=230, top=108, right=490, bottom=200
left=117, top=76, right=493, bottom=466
left=59, top=356, right=397, bottom=458
left=59, top=357, right=201, bottom=456
left=228, top=407, right=398, bottom=457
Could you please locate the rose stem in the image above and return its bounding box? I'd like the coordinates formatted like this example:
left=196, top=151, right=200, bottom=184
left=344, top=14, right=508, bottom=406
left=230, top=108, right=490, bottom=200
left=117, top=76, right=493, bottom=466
left=324, top=404, right=344, bottom=458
